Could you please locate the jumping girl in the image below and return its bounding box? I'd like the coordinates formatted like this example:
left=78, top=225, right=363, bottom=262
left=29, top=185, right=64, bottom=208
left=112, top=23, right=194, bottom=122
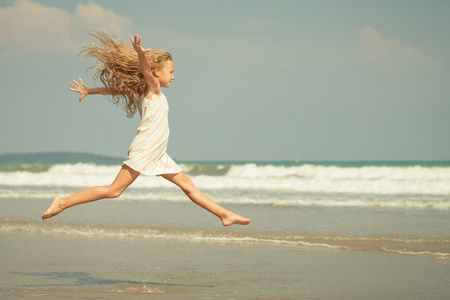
left=42, top=32, right=250, bottom=226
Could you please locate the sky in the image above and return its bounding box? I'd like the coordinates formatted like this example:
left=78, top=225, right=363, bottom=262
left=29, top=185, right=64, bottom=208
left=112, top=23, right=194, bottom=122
left=1, top=0, right=449, bottom=161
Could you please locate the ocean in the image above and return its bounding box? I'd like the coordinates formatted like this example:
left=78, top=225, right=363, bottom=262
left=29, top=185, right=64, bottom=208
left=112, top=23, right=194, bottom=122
left=1, top=154, right=449, bottom=298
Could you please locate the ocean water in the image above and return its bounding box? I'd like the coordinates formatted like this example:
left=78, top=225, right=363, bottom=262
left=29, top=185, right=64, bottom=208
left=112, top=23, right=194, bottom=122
left=1, top=156, right=450, bottom=298
left=1, top=158, right=449, bottom=258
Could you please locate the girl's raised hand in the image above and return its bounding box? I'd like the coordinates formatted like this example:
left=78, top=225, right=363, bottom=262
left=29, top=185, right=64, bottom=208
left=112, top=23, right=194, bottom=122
left=130, top=34, right=152, bottom=54
left=69, top=78, right=89, bottom=102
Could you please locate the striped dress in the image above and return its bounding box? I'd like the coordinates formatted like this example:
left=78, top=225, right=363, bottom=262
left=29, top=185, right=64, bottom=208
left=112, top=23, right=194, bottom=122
left=123, top=93, right=181, bottom=175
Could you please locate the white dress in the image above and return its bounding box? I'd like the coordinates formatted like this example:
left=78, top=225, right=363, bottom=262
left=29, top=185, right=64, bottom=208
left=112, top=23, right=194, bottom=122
left=123, top=93, right=181, bottom=175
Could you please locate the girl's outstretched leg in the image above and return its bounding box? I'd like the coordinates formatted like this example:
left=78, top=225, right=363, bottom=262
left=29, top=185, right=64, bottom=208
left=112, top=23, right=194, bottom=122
left=42, top=165, right=140, bottom=220
left=161, top=172, right=250, bottom=226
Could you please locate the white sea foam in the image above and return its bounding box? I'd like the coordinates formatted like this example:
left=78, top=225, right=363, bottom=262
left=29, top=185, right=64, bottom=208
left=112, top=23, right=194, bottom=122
left=381, top=247, right=450, bottom=258
left=1, top=187, right=448, bottom=209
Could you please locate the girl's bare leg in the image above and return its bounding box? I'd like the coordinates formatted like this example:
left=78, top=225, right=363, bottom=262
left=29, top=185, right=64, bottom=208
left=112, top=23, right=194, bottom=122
left=161, top=172, right=250, bottom=226
left=42, top=165, right=140, bottom=220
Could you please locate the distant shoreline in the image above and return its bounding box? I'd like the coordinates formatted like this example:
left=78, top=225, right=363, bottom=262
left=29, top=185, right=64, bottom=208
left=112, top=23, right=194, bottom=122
left=0, top=152, right=123, bottom=165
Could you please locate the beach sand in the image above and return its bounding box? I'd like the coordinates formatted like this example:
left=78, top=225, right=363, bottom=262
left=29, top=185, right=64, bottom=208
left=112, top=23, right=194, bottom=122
left=1, top=231, right=449, bottom=299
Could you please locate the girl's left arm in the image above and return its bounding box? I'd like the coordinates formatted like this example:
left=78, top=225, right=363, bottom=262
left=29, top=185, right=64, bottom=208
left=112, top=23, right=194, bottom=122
left=130, top=34, right=160, bottom=95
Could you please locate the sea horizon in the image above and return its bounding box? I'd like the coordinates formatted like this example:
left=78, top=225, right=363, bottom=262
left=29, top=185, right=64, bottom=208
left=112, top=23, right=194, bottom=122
left=1, top=151, right=450, bottom=167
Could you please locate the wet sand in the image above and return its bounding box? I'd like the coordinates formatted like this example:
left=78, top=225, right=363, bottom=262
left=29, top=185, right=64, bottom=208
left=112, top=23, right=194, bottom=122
left=1, top=231, right=449, bottom=299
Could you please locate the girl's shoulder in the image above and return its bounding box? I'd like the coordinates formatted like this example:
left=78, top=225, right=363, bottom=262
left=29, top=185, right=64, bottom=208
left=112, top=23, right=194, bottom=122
left=143, top=92, right=165, bottom=102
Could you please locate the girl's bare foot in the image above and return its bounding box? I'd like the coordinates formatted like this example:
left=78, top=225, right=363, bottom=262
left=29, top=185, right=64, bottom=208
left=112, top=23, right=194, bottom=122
left=42, top=196, right=65, bottom=220
left=221, top=212, right=251, bottom=226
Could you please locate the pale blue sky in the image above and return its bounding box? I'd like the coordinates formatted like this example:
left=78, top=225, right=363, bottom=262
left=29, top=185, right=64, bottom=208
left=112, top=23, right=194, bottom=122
left=1, top=0, right=449, bottom=161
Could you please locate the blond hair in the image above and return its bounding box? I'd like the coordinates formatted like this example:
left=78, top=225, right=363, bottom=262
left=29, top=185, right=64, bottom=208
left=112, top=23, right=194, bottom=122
left=80, top=30, right=172, bottom=118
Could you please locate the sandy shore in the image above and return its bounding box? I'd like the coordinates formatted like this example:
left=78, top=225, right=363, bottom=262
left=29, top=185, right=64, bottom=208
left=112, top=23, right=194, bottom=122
left=1, top=231, right=449, bottom=299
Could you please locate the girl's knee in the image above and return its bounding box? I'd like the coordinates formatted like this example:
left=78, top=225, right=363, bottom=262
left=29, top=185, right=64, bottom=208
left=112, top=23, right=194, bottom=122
left=163, top=172, right=197, bottom=193
left=177, top=174, right=196, bottom=193
left=106, top=185, right=124, bottom=198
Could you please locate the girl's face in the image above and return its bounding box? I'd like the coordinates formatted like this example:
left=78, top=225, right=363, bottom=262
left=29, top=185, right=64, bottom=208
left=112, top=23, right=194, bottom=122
left=157, top=60, right=175, bottom=88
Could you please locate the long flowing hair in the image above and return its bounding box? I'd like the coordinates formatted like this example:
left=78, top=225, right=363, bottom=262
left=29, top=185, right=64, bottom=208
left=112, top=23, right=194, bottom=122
left=80, top=30, right=173, bottom=118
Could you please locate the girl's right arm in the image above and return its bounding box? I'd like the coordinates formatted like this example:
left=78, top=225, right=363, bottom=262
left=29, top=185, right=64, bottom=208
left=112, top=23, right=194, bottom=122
left=69, top=78, right=115, bottom=102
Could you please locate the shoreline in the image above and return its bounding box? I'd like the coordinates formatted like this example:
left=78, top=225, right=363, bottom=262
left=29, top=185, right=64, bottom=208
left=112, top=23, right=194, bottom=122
left=2, top=220, right=450, bottom=260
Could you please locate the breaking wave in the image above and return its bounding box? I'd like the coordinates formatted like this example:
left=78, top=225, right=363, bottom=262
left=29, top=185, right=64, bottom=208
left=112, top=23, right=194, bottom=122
left=1, top=162, right=449, bottom=209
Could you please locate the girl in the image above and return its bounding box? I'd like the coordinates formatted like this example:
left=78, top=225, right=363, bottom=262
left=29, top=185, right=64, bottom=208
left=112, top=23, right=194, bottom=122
left=42, top=32, right=250, bottom=227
